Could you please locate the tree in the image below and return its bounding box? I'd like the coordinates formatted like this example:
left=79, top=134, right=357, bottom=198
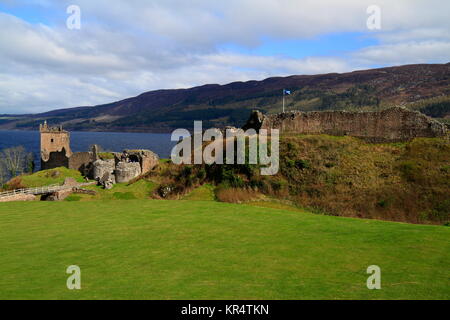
left=0, top=146, right=35, bottom=182
left=0, top=157, right=6, bottom=185
left=25, top=152, right=35, bottom=174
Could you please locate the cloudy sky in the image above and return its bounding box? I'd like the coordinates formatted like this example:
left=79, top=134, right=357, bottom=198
left=0, top=0, right=449, bottom=114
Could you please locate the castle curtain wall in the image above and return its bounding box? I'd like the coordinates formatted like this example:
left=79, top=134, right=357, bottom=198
left=259, top=107, right=447, bottom=143
left=68, top=152, right=95, bottom=175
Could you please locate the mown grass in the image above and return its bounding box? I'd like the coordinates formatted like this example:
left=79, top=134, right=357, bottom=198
left=0, top=200, right=448, bottom=300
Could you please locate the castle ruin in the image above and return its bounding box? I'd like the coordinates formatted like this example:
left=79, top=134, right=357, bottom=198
left=40, top=121, right=73, bottom=170
left=243, top=107, right=448, bottom=143
left=40, top=123, right=159, bottom=184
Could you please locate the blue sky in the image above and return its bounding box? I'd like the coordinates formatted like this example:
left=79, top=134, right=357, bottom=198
left=0, top=2, right=56, bottom=24
left=0, top=0, right=449, bottom=114
left=220, top=33, right=379, bottom=60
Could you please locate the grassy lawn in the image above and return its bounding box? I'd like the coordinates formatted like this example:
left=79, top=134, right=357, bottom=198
left=0, top=200, right=448, bottom=300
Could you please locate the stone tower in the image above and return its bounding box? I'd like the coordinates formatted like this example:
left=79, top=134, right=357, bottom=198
left=40, top=121, right=72, bottom=169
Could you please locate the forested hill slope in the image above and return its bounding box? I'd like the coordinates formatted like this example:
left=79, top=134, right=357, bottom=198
left=2, top=63, right=450, bottom=132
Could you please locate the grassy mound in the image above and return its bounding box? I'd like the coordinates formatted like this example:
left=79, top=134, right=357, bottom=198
left=7, top=167, right=84, bottom=189
left=182, top=184, right=215, bottom=201
left=67, top=179, right=156, bottom=201
left=0, top=200, right=448, bottom=300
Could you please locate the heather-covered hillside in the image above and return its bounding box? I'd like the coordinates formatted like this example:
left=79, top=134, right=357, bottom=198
left=2, top=63, right=450, bottom=132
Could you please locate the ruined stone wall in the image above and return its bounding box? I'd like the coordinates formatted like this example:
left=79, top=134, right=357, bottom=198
left=135, top=150, right=159, bottom=173
left=41, top=148, right=70, bottom=171
left=38, top=122, right=160, bottom=180
left=40, top=123, right=73, bottom=170
left=114, top=150, right=159, bottom=174
left=43, top=189, right=74, bottom=201
left=115, top=162, right=141, bottom=183
left=92, top=159, right=115, bottom=181
left=40, top=131, right=72, bottom=162
left=69, top=152, right=95, bottom=174
left=247, top=107, right=447, bottom=143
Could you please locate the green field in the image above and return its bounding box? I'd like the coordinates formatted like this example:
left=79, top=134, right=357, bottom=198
left=0, top=200, right=448, bottom=300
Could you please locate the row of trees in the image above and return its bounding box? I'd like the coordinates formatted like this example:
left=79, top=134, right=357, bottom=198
left=0, top=146, right=35, bottom=185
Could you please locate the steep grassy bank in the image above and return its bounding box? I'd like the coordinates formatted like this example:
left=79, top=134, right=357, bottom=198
left=277, top=135, right=450, bottom=224
left=151, top=136, right=450, bottom=225
left=4, top=136, right=449, bottom=225
left=0, top=200, right=448, bottom=300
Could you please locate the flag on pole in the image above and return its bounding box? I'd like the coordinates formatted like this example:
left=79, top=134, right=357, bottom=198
left=282, top=89, right=292, bottom=113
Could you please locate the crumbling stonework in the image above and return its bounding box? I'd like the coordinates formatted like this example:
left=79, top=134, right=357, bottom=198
left=43, top=189, right=74, bottom=201
left=69, top=152, right=95, bottom=174
left=40, top=121, right=72, bottom=162
left=244, top=107, right=447, bottom=143
left=39, top=124, right=160, bottom=183
left=115, top=161, right=141, bottom=183
left=73, top=188, right=97, bottom=196
left=114, top=149, right=159, bottom=173
left=93, top=159, right=115, bottom=181
left=99, top=171, right=115, bottom=189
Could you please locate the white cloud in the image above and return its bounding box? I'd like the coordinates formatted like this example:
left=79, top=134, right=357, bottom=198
left=354, top=41, right=450, bottom=66
left=0, top=0, right=449, bottom=113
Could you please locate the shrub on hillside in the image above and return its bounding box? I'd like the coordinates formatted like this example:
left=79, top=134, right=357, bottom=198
left=420, top=200, right=450, bottom=224
left=215, top=186, right=260, bottom=203
left=398, top=160, right=422, bottom=182
left=4, top=176, right=26, bottom=190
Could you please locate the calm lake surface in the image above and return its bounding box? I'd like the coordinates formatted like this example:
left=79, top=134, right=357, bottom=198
left=0, top=130, right=176, bottom=170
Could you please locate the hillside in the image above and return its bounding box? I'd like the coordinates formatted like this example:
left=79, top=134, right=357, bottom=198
left=142, top=135, right=450, bottom=225
left=0, top=200, right=448, bottom=299
left=6, top=134, right=449, bottom=225
left=1, top=63, right=450, bottom=132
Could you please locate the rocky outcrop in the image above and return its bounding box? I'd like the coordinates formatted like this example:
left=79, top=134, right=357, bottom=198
left=244, top=107, right=447, bottom=143
left=42, top=189, right=74, bottom=201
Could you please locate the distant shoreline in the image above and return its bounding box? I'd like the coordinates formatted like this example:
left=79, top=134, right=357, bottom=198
left=0, top=128, right=174, bottom=134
